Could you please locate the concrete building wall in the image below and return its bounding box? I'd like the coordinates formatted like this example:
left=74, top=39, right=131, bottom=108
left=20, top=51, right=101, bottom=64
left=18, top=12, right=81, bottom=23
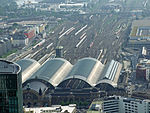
left=89, top=96, right=150, bottom=113
left=12, top=38, right=29, bottom=47
left=0, top=38, right=12, bottom=57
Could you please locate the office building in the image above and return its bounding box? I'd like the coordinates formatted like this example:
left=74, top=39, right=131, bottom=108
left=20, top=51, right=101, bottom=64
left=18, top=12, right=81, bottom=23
left=0, top=60, right=23, bottom=113
left=129, top=20, right=150, bottom=48
left=87, top=96, right=150, bottom=113
left=136, top=59, right=150, bottom=81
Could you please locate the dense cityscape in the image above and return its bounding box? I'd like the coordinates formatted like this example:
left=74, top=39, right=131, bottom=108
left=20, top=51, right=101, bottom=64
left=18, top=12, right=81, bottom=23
left=1, top=0, right=150, bottom=113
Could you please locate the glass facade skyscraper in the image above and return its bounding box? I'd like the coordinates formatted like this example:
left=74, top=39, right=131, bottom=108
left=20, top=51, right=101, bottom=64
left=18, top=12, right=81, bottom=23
left=0, top=60, right=23, bottom=113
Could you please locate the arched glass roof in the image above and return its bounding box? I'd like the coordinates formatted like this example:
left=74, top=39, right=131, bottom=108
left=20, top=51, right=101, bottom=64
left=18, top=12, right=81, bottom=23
left=96, top=60, right=122, bottom=87
left=16, top=58, right=41, bottom=83
left=23, top=79, right=54, bottom=92
left=29, top=58, right=72, bottom=86
left=58, top=78, right=92, bottom=89
left=95, top=82, right=115, bottom=91
left=60, top=57, right=104, bottom=86
left=16, top=59, right=39, bottom=72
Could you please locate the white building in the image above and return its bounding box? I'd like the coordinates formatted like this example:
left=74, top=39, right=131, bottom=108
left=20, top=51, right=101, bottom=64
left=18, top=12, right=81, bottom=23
left=129, top=20, right=150, bottom=48
left=11, top=32, right=29, bottom=47
left=136, top=59, right=150, bottom=81
left=24, top=104, right=76, bottom=113
left=88, top=96, right=150, bottom=113
left=12, top=38, right=29, bottom=47
left=142, top=46, right=147, bottom=56
left=59, top=3, right=85, bottom=9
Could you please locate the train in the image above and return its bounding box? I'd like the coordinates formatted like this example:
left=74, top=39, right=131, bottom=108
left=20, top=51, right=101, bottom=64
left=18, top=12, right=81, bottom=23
left=59, top=27, right=75, bottom=39
left=97, top=49, right=103, bottom=60
left=65, top=27, right=75, bottom=35
left=32, top=39, right=46, bottom=50
left=80, top=32, right=86, bottom=39
left=75, top=25, right=87, bottom=36
left=46, top=43, right=53, bottom=49
left=75, top=35, right=87, bottom=48
left=59, top=27, right=65, bottom=35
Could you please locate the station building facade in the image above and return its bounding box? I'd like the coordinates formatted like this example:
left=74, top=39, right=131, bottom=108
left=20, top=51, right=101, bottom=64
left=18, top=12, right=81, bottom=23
left=17, top=57, right=123, bottom=107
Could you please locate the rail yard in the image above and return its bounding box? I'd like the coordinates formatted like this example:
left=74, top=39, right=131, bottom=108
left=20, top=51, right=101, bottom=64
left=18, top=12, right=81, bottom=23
left=2, top=0, right=150, bottom=112
left=6, top=13, right=130, bottom=65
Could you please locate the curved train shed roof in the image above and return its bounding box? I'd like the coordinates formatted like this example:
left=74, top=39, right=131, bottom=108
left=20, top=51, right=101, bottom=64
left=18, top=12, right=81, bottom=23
left=16, top=58, right=41, bottom=83
left=29, top=58, right=72, bottom=87
left=96, top=60, right=122, bottom=87
left=58, top=58, right=104, bottom=88
left=22, top=58, right=122, bottom=91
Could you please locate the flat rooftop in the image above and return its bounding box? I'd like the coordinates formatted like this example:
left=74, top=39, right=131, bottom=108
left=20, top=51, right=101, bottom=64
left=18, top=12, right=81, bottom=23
left=10, top=21, right=46, bottom=25
left=0, top=60, right=20, bottom=74
left=130, top=26, right=150, bottom=37
left=24, top=105, right=76, bottom=113
left=132, top=20, right=150, bottom=27
left=130, top=20, right=150, bottom=37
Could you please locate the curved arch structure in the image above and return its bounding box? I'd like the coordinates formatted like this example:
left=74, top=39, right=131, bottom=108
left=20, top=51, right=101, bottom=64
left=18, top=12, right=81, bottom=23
left=58, top=57, right=104, bottom=89
left=21, top=58, right=122, bottom=91
left=16, top=58, right=41, bottom=83
left=29, top=58, right=72, bottom=87
left=96, top=79, right=117, bottom=87
left=95, top=82, right=115, bottom=91
left=96, top=60, right=122, bottom=88
left=58, top=78, right=92, bottom=89
left=23, top=88, right=51, bottom=107
left=23, top=78, right=54, bottom=92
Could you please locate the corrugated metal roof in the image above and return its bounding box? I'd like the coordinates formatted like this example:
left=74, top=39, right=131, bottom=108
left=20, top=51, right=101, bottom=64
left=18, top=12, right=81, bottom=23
left=29, top=58, right=72, bottom=86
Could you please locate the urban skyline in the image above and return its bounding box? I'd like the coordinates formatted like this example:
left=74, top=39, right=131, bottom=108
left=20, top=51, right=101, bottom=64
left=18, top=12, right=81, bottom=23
left=1, top=0, right=150, bottom=113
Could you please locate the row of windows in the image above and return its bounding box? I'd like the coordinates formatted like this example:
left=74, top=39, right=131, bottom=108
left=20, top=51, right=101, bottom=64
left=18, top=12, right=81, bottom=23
left=9, top=99, right=18, bottom=105
left=104, top=108, right=119, bottom=112
left=9, top=108, right=18, bottom=113
left=104, top=102, right=118, bottom=106
left=125, top=107, right=138, bottom=111
left=0, top=98, right=17, bottom=105
left=125, top=103, right=138, bottom=107
left=104, top=101, right=118, bottom=104
left=0, top=75, right=17, bottom=82
left=0, top=91, right=17, bottom=97
left=0, top=107, right=18, bottom=113
left=104, top=105, right=119, bottom=109
left=0, top=79, right=17, bottom=89
left=125, top=112, right=138, bottom=113
left=125, top=109, right=137, bottom=112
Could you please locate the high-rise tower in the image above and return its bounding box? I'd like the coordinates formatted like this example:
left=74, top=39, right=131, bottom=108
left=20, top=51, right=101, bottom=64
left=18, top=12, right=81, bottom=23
left=0, top=60, right=23, bottom=113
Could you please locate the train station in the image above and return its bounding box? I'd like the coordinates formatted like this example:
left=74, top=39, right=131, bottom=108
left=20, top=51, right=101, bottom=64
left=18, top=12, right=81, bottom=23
left=17, top=57, right=123, bottom=107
